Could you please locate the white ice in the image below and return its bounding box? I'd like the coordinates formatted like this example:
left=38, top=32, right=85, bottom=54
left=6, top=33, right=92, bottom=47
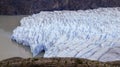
left=11, top=7, right=120, bottom=62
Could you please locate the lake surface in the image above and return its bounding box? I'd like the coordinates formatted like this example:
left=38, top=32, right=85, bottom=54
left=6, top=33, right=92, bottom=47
left=0, top=15, right=44, bottom=61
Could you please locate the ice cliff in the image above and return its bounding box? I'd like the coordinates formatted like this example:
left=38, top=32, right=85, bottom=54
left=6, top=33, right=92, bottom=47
left=12, top=7, right=120, bottom=62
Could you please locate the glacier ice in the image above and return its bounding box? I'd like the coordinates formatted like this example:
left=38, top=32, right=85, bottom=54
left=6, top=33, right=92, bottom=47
left=11, top=7, right=120, bottom=61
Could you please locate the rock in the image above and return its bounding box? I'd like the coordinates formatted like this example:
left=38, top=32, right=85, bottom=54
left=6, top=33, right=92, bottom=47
left=0, top=0, right=120, bottom=15
left=0, top=57, right=120, bottom=67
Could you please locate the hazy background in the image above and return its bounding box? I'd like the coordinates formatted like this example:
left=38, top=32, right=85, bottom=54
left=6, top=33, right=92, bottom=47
left=0, top=0, right=120, bottom=15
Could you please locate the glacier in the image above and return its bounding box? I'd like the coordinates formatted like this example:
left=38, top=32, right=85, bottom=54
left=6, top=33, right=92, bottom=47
left=11, top=7, right=120, bottom=62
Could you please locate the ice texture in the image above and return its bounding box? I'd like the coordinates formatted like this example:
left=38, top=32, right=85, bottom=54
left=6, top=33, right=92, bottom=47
left=11, top=7, right=120, bottom=61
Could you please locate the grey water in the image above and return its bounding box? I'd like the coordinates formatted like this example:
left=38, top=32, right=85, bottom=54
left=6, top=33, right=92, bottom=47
left=0, top=15, right=43, bottom=61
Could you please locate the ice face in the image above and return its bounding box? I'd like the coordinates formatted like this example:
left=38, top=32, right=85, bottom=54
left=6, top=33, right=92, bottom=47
left=11, top=7, right=120, bottom=61
left=11, top=26, right=28, bottom=45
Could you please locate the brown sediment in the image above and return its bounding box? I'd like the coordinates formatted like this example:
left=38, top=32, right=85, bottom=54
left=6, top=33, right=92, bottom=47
left=0, top=57, right=120, bottom=67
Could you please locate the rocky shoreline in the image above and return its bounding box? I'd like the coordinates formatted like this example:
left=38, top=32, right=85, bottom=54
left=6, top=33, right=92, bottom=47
left=1, top=0, right=120, bottom=15
left=0, top=57, right=120, bottom=67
